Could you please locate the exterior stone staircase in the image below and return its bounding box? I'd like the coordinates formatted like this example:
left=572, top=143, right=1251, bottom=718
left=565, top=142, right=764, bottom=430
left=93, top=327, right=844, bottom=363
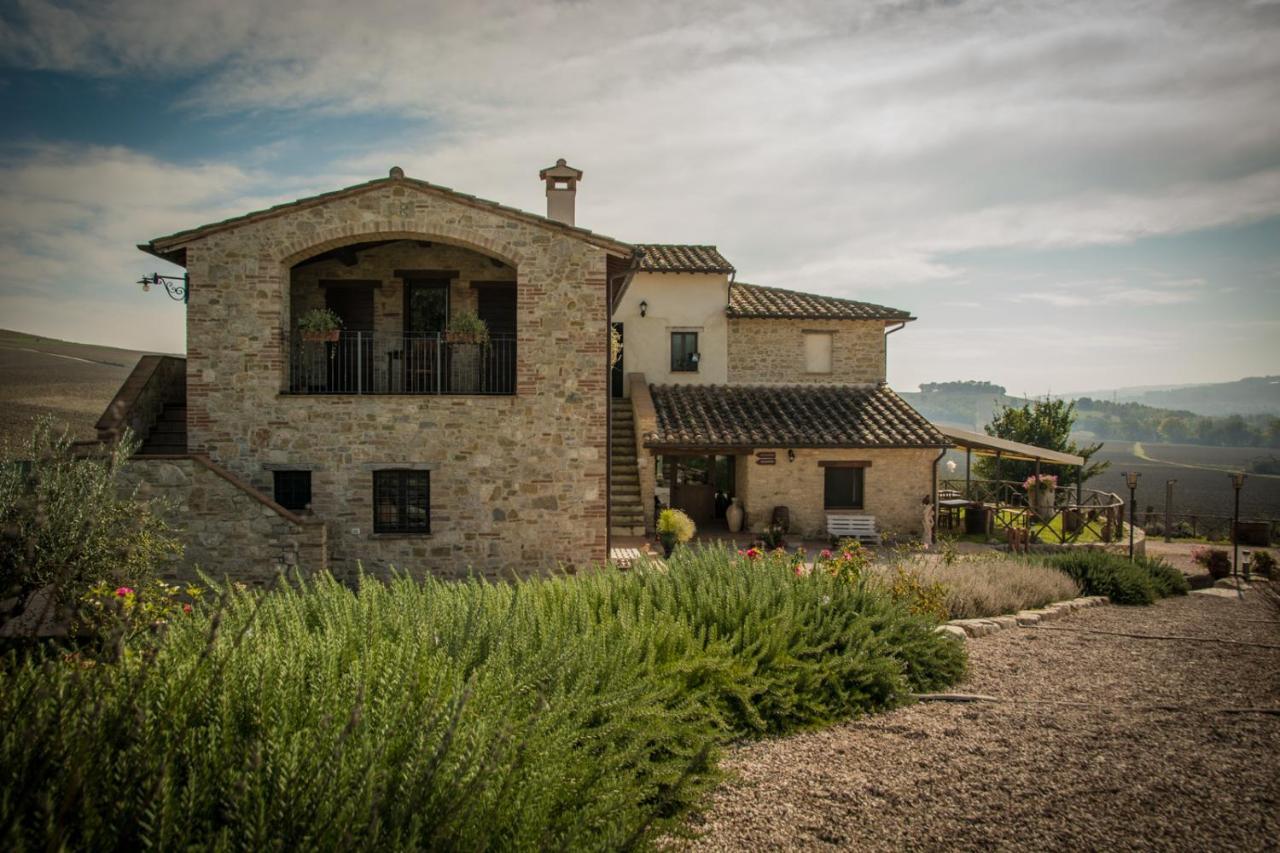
left=139, top=405, right=188, bottom=456
left=610, top=398, right=646, bottom=537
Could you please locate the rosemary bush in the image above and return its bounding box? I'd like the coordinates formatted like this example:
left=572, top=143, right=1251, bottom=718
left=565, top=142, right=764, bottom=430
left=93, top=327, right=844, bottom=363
left=1038, top=550, right=1188, bottom=605
left=0, top=546, right=963, bottom=850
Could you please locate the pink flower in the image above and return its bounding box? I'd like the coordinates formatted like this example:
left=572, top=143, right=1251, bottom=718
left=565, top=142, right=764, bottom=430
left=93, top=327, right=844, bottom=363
left=737, top=549, right=746, bottom=556
left=819, top=549, right=833, bottom=560
left=182, top=603, right=193, bottom=614
left=114, top=587, right=134, bottom=598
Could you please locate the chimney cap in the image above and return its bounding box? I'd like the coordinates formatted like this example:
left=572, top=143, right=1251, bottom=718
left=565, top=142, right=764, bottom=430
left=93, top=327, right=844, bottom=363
left=539, top=158, right=582, bottom=181
left=388, top=166, right=405, bottom=179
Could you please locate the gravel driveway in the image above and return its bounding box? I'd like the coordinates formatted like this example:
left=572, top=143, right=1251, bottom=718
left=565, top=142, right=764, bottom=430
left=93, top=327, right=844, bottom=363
left=677, top=584, right=1280, bottom=851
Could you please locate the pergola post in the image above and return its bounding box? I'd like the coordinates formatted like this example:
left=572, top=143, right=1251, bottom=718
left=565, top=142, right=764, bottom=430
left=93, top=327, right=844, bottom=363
left=965, top=448, right=971, bottom=498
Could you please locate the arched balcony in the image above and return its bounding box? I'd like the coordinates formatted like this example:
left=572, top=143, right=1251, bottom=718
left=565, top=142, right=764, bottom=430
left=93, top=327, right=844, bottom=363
left=284, top=238, right=517, bottom=395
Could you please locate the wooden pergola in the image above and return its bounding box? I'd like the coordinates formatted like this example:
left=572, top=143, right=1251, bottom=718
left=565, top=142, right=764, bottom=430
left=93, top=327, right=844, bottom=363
left=936, top=424, right=1085, bottom=500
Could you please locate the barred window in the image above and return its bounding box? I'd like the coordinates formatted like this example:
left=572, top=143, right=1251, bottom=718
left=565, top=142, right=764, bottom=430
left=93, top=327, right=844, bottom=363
left=373, top=469, right=430, bottom=534
left=273, top=470, right=312, bottom=511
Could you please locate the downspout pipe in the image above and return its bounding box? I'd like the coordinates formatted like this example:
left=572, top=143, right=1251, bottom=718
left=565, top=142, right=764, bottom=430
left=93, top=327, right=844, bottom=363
left=931, top=446, right=948, bottom=545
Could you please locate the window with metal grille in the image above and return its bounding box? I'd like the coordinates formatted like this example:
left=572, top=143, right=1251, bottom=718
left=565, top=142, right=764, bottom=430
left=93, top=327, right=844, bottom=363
left=823, top=467, right=865, bottom=510
left=373, top=469, right=431, bottom=534
left=670, top=331, right=699, bottom=372
left=273, top=470, right=312, bottom=511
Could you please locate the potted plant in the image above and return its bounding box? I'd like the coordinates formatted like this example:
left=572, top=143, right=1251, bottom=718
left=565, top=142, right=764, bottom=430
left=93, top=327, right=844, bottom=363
left=297, top=308, right=343, bottom=343
left=1023, top=473, right=1057, bottom=521
left=656, top=508, right=696, bottom=558
left=445, top=310, right=490, bottom=393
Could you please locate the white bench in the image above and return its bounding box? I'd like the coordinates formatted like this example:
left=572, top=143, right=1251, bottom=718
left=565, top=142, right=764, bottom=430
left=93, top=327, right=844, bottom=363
left=826, top=514, right=880, bottom=545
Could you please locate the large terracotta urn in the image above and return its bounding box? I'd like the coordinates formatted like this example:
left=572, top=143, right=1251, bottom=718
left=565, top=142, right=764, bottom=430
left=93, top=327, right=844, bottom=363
left=726, top=497, right=745, bottom=533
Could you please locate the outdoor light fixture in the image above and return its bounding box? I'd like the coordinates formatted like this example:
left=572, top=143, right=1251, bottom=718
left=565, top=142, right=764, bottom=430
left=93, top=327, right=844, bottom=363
left=639, top=300, right=648, bottom=317
left=1122, top=471, right=1140, bottom=560
left=787, top=449, right=796, bottom=462
left=138, top=273, right=188, bottom=303
left=1230, top=471, right=1247, bottom=587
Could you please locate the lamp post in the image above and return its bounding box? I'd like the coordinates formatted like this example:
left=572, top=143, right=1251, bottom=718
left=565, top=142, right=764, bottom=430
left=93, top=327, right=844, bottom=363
left=1124, top=471, right=1140, bottom=560
left=1230, top=471, right=1246, bottom=582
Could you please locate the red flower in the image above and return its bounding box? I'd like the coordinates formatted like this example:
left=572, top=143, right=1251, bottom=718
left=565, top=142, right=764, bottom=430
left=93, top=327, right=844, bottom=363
left=114, top=587, right=134, bottom=598
left=182, top=603, right=193, bottom=614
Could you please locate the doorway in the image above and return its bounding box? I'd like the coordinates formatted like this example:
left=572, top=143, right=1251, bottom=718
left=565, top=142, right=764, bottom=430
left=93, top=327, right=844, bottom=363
left=475, top=282, right=517, bottom=393
left=323, top=281, right=376, bottom=393
left=662, top=454, right=737, bottom=526
left=611, top=322, right=624, bottom=398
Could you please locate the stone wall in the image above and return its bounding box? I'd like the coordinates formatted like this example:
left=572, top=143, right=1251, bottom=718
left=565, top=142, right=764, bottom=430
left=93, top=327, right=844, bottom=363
left=176, top=178, right=612, bottom=579
left=123, top=456, right=328, bottom=585
left=734, top=447, right=938, bottom=538
left=727, top=318, right=886, bottom=385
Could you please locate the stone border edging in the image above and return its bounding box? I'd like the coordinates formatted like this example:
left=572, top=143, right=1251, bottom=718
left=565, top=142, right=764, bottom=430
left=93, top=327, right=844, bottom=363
left=936, top=595, right=1111, bottom=640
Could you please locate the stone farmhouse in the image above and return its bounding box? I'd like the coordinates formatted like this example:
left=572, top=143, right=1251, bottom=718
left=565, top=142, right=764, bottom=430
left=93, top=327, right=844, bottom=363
left=98, top=160, right=946, bottom=582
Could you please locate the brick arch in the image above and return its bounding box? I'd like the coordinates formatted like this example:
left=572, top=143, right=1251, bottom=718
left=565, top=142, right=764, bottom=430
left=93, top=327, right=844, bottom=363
left=276, top=224, right=524, bottom=269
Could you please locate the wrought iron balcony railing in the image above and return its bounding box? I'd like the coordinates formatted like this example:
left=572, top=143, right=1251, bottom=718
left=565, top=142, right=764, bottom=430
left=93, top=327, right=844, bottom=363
left=287, top=331, right=516, bottom=395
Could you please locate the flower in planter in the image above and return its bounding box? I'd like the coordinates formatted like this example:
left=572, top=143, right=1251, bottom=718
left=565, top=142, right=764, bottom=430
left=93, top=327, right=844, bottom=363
left=1022, top=473, right=1058, bottom=492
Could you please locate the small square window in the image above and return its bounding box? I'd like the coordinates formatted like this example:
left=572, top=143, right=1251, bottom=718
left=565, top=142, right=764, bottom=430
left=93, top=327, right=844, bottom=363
left=824, top=467, right=864, bottom=510
left=273, top=470, right=312, bottom=511
left=373, top=469, right=431, bottom=534
left=671, top=331, right=699, bottom=372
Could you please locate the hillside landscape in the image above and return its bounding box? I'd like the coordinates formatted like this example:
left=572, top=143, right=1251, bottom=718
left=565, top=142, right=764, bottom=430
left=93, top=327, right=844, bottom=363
left=0, top=328, right=156, bottom=449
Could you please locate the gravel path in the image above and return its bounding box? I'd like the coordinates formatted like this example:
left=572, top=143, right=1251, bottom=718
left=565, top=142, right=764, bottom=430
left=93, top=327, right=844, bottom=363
left=678, top=585, right=1280, bottom=851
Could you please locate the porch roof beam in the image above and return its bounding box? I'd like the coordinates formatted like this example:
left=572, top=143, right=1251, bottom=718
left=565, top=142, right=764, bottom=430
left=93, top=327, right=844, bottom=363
left=935, top=424, right=1084, bottom=467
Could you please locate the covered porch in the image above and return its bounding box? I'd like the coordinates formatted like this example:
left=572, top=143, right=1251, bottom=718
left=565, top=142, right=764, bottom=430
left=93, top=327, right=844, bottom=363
left=935, top=425, right=1125, bottom=544
left=285, top=238, right=518, bottom=395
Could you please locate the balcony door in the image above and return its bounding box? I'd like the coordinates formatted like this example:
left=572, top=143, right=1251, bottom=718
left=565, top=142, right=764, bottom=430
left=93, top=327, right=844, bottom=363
left=403, top=279, right=449, bottom=393
left=323, top=281, right=376, bottom=393
left=474, top=281, right=516, bottom=393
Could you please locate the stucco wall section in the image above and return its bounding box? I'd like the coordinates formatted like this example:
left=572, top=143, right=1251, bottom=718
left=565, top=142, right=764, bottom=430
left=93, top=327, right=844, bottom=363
left=178, top=180, right=610, bottom=579
left=727, top=318, right=886, bottom=385
left=123, top=458, right=328, bottom=585
left=613, top=271, right=730, bottom=390
left=735, top=448, right=936, bottom=538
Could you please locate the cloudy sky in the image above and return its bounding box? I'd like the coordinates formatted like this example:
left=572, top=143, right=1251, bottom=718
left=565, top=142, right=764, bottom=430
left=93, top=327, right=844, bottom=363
left=1, top=0, right=1278, bottom=394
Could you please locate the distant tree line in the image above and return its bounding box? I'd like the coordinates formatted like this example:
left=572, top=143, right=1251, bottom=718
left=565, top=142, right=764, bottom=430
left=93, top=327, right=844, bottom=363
left=920, top=380, right=1007, bottom=395
left=1074, top=398, right=1280, bottom=448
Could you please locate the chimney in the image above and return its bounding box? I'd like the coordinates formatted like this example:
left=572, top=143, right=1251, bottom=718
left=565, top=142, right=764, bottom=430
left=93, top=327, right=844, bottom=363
left=539, top=158, right=582, bottom=225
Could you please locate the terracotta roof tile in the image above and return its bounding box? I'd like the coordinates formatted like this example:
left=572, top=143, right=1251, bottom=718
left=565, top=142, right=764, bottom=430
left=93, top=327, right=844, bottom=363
left=728, top=282, right=912, bottom=321
left=635, top=244, right=735, bottom=273
left=647, top=383, right=945, bottom=449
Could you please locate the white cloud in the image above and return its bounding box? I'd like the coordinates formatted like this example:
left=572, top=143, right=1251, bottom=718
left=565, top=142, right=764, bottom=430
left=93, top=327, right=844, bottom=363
left=1, top=0, right=1278, bottom=383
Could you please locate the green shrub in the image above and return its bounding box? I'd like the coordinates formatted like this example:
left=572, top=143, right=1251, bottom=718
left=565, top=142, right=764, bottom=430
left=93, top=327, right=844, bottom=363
left=1139, top=556, right=1190, bottom=597
left=0, top=419, right=180, bottom=619
left=1251, top=550, right=1276, bottom=578
left=1191, top=546, right=1232, bottom=579
left=656, top=507, right=696, bottom=543
left=0, top=546, right=964, bottom=850
left=1039, top=550, right=1187, bottom=605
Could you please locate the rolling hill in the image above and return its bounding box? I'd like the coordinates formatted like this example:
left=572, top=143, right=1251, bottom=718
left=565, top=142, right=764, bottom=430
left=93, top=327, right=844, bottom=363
left=0, top=329, right=163, bottom=450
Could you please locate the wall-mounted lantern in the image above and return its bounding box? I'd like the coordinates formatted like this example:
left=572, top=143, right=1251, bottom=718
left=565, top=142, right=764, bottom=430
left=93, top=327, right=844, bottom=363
left=639, top=299, right=648, bottom=317
left=787, top=449, right=796, bottom=463
left=138, top=273, right=188, bottom=303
